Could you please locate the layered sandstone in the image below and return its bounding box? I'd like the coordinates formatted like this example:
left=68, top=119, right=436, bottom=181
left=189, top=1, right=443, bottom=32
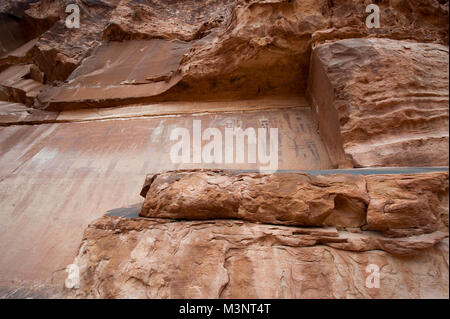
left=0, top=0, right=448, bottom=300
left=2, top=0, right=448, bottom=108
left=0, top=64, right=47, bottom=105
left=139, top=170, right=449, bottom=236
left=307, top=38, right=449, bottom=168
left=69, top=208, right=449, bottom=298
left=38, top=39, right=191, bottom=110
left=1, top=1, right=446, bottom=167
left=0, top=101, right=333, bottom=291
left=64, top=170, right=449, bottom=298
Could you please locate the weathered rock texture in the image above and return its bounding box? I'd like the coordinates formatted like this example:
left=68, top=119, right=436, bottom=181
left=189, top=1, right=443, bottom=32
left=0, top=0, right=448, bottom=300
left=0, top=64, right=47, bottom=105
left=308, top=37, right=449, bottom=168
left=139, top=170, right=449, bottom=236
left=1, top=0, right=449, bottom=108
left=69, top=216, right=449, bottom=299
left=1, top=0, right=446, bottom=166
left=0, top=102, right=333, bottom=290
left=65, top=170, right=449, bottom=298
left=38, top=39, right=191, bottom=110
left=139, top=170, right=370, bottom=228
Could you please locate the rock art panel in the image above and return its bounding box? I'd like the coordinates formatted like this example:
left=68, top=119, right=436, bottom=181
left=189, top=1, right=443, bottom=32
left=0, top=104, right=331, bottom=286
left=0, top=0, right=448, bottom=300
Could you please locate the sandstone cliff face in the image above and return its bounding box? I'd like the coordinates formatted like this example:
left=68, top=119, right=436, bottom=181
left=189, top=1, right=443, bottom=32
left=69, top=217, right=449, bottom=299
left=0, top=0, right=448, bottom=299
left=1, top=0, right=448, bottom=107
left=65, top=170, right=449, bottom=298
left=308, top=38, right=449, bottom=167
left=1, top=0, right=447, bottom=165
left=139, top=170, right=448, bottom=237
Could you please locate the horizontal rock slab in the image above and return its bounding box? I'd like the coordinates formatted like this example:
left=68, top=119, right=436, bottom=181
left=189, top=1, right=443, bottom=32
left=140, top=170, right=370, bottom=228
left=0, top=64, right=47, bottom=106
left=68, top=216, right=449, bottom=298
left=0, top=38, right=37, bottom=66
left=140, top=170, right=449, bottom=236
left=0, top=101, right=56, bottom=126
left=38, top=39, right=190, bottom=110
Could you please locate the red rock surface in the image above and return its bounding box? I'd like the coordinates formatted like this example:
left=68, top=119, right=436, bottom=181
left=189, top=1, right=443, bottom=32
left=140, top=170, right=370, bottom=227
left=0, top=102, right=333, bottom=288
left=65, top=169, right=449, bottom=298
left=0, top=0, right=448, bottom=299
left=2, top=0, right=447, bottom=107
left=69, top=216, right=449, bottom=298
left=139, top=170, right=448, bottom=235
left=38, top=39, right=191, bottom=110
left=308, top=38, right=449, bottom=167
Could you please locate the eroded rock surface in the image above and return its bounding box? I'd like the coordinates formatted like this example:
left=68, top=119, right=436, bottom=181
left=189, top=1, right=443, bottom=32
left=64, top=170, right=449, bottom=298
left=39, top=39, right=191, bottom=110
left=140, top=170, right=370, bottom=227
left=0, top=64, right=47, bottom=105
left=308, top=38, right=449, bottom=167
left=139, top=170, right=449, bottom=236
left=68, top=215, right=449, bottom=298
left=0, top=0, right=448, bottom=300
left=1, top=0, right=445, bottom=167
left=2, top=0, right=448, bottom=108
